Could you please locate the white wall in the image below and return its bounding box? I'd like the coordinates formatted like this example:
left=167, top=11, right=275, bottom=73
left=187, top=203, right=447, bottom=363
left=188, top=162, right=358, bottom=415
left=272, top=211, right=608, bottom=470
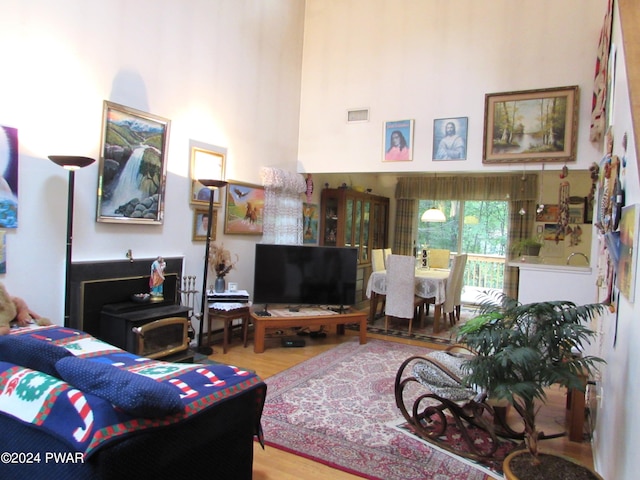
left=591, top=4, right=640, bottom=478
left=298, top=0, right=605, bottom=174
left=0, top=0, right=305, bottom=321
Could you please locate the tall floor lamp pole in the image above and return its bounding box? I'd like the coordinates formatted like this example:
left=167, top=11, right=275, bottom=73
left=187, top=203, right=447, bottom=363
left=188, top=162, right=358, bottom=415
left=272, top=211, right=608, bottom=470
left=196, top=179, right=227, bottom=356
left=49, top=156, right=95, bottom=328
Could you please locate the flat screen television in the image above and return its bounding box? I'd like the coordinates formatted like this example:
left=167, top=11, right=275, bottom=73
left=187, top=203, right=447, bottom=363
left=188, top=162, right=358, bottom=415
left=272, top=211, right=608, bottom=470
left=253, top=244, right=358, bottom=309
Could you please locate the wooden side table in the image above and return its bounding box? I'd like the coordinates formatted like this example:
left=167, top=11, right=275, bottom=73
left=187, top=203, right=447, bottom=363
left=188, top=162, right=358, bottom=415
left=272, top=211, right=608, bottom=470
left=208, top=305, right=251, bottom=354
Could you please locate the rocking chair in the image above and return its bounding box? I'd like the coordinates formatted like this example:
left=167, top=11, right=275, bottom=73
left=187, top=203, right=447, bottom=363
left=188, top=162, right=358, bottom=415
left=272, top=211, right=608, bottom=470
left=394, top=346, right=564, bottom=463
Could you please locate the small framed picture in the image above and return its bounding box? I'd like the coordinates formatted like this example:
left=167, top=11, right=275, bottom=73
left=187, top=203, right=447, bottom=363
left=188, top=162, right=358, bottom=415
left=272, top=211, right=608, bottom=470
left=303, top=202, right=319, bottom=244
left=433, top=117, right=468, bottom=160
left=189, top=142, right=226, bottom=207
left=193, top=208, right=217, bottom=242
left=568, top=202, right=586, bottom=224
left=536, top=204, right=560, bottom=222
left=383, top=119, right=414, bottom=161
left=224, top=181, right=265, bottom=235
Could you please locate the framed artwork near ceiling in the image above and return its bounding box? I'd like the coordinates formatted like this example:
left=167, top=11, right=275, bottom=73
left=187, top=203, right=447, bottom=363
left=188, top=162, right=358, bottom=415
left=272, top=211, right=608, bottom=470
left=383, top=119, right=414, bottom=161
left=192, top=208, right=217, bottom=242
left=616, top=204, right=638, bottom=303
left=433, top=117, right=468, bottom=160
left=0, top=125, right=18, bottom=228
left=482, top=85, right=579, bottom=164
left=97, top=101, right=171, bottom=224
left=224, top=181, right=265, bottom=235
left=189, top=142, right=226, bottom=207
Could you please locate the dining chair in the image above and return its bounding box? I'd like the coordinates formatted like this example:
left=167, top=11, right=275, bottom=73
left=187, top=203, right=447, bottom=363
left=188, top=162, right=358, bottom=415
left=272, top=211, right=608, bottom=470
left=384, top=254, right=423, bottom=335
left=371, top=249, right=386, bottom=272
left=383, top=248, right=392, bottom=267
left=370, top=249, right=387, bottom=319
left=441, top=254, right=468, bottom=326
left=421, top=253, right=467, bottom=332
left=428, top=249, right=450, bottom=269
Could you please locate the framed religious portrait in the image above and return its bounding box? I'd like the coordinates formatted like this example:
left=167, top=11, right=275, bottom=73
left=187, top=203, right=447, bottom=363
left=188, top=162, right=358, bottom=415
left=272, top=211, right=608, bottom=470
left=97, top=101, right=170, bottom=224
left=224, top=181, right=265, bottom=235
left=192, top=208, right=217, bottom=242
left=383, top=119, right=414, bottom=161
left=482, top=85, right=579, bottom=164
left=433, top=117, right=468, bottom=160
left=189, top=142, right=226, bottom=207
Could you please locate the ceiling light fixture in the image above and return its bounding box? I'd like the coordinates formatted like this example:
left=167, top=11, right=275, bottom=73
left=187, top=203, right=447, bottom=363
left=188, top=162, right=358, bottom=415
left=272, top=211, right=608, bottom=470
left=421, top=207, right=446, bottom=223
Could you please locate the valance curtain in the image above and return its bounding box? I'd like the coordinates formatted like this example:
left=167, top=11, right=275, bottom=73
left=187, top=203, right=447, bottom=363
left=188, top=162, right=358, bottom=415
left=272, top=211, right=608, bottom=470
left=394, top=174, right=539, bottom=299
left=260, top=167, right=307, bottom=245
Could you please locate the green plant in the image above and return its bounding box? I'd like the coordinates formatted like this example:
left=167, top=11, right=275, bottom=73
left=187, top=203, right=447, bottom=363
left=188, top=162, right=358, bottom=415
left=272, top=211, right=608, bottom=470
left=456, top=292, right=605, bottom=465
left=510, top=238, right=543, bottom=257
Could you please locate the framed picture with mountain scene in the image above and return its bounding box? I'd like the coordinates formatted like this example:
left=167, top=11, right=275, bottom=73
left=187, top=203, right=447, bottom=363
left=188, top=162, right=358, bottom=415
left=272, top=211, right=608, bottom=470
left=97, top=101, right=171, bottom=224
left=224, top=181, right=265, bottom=235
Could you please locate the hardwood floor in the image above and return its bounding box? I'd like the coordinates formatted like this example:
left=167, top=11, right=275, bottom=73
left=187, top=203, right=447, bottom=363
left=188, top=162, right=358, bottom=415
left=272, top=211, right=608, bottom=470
left=209, top=326, right=593, bottom=479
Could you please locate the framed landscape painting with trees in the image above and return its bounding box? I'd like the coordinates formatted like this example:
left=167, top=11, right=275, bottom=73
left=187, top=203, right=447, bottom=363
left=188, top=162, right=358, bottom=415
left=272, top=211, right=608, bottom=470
left=482, top=85, right=579, bottom=164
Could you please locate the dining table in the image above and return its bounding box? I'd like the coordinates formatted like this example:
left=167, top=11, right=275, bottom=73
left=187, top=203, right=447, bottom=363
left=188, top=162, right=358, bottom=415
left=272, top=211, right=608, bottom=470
left=366, top=268, right=450, bottom=333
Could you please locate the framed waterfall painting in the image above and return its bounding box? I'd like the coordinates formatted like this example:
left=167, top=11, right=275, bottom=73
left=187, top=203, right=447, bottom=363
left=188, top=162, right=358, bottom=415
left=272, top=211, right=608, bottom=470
left=96, top=101, right=171, bottom=224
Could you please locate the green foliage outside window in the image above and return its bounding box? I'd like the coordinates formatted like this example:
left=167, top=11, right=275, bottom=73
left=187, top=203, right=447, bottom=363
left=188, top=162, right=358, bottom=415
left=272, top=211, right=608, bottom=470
left=416, top=200, right=508, bottom=255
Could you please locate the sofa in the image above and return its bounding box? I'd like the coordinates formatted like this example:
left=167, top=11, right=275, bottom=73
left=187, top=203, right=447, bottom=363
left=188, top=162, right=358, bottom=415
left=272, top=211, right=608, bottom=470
left=0, top=324, right=266, bottom=479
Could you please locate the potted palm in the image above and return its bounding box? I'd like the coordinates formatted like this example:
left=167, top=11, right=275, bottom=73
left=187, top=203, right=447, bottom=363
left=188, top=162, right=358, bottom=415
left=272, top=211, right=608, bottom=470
left=456, top=292, right=605, bottom=479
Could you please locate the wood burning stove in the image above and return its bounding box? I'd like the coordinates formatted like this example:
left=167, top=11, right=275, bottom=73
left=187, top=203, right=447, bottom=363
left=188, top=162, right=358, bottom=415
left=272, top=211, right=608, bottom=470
left=100, top=302, right=192, bottom=362
left=132, top=317, right=190, bottom=359
left=69, top=257, right=195, bottom=362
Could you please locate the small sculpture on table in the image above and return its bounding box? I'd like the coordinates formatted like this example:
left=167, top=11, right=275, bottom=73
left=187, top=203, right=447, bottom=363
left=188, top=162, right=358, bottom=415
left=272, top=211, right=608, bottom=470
left=149, top=256, right=166, bottom=300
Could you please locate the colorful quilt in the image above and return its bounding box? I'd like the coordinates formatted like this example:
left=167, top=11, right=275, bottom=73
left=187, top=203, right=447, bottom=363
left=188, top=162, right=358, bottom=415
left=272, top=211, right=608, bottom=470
left=0, top=325, right=265, bottom=458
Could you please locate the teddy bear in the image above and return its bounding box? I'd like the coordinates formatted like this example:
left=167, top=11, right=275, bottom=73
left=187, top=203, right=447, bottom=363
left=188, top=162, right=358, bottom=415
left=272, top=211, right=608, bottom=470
left=0, top=282, right=52, bottom=335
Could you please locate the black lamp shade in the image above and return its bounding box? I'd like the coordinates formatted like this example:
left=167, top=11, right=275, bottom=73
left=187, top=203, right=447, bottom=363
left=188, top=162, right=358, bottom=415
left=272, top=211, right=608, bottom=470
left=197, top=179, right=228, bottom=188
left=48, top=156, right=95, bottom=169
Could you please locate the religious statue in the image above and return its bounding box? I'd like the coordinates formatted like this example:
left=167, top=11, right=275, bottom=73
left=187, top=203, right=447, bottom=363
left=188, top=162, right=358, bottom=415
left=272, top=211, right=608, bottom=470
left=149, top=256, right=166, bottom=299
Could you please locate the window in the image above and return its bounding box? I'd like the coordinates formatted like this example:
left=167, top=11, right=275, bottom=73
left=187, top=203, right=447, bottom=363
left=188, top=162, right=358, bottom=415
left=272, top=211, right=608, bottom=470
left=417, top=199, right=508, bottom=299
left=417, top=200, right=508, bottom=255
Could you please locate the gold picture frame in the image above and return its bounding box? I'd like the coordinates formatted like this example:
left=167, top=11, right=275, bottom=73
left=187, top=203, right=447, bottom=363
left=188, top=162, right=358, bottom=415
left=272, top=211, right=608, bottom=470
left=189, top=143, right=226, bottom=207
left=97, top=101, right=170, bottom=224
left=193, top=208, right=217, bottom=242
left=482, top=85, right=579, bottom=164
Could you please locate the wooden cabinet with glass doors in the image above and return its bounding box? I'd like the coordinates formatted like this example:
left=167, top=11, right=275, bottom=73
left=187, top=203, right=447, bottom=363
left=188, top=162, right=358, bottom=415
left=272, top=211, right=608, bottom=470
left=320, top=188, right=389, bottom=309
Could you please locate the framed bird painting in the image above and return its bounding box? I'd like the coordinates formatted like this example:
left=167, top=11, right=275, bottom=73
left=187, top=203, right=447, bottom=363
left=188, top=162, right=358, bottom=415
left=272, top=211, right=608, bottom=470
left=224, top=180, right=265, bottom=235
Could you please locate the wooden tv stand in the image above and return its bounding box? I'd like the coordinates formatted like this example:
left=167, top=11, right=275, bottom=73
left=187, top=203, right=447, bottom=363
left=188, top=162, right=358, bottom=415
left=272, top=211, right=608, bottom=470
left=250, top=307, right=367, bottom=353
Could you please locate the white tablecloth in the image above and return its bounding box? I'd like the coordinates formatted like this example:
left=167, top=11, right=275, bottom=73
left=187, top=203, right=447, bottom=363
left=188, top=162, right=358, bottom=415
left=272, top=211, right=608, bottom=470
left=366, top=268, right=449, bottom=305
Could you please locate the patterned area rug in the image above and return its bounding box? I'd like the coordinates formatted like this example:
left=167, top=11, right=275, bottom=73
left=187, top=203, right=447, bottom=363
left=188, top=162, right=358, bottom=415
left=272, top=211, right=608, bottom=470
left=261, top=338, right=490, bottom=480
left=389, top=419, right=516, bottom=479
left=346, top=305, right=480, bottom=345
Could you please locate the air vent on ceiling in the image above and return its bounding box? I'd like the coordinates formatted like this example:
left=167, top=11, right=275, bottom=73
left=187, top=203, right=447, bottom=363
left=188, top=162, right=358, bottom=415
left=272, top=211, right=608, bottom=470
left=347, top=108, right=369, bottom=123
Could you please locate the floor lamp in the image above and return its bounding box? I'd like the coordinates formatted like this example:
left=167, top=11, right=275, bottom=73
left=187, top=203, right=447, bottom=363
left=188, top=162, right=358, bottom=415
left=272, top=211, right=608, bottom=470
left=197, top=179, right=228, bottom=356
left=48, top=155, right=95, bottom=327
